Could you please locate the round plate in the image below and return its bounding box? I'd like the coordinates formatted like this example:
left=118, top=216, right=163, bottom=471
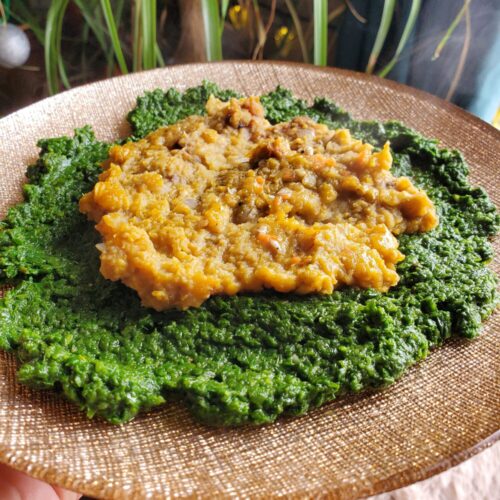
left=0, top=62, right=498, bottom=499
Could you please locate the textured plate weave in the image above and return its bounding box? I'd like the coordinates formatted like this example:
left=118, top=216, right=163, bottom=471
left=0, top=62, right=498, bottom=499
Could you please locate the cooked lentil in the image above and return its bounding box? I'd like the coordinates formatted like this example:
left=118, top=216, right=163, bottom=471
left=80, top=96, right=437, bottom=310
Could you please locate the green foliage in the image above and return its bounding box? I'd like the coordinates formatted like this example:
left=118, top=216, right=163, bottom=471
left=141, top=0, right=157, bottom=69
left=432, top=0, right=471, bottom=60
left=313, top=0, right=327, bottom=66
left=366, top=0, right=396, bottom=74
left=220, top=0, right=230, bottom=35
left=73, top=0, right=104, bottom=50
left=201, top=0, right=223, bottom=61
left=99, top=0, right=128, bottom=74
left=7, top=1, right=456, bottom=96
left=44, top=0, right=69, bottom=94
left=378, top=0, right=421, bottom=78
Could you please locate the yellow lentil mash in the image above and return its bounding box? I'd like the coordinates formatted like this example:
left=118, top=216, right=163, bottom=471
left=79, top=96, right=438, bottom=310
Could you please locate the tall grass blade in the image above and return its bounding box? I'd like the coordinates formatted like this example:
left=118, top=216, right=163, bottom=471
left=378, top=0, right=421, bottom=77
left=445, top=3, right=471, bottom=100
left=44, top=1, right=58, bottom=94
left=133, top=0, right=142, bottom=71
left=0, top=2, right=7, bottom=25
left=57, top=58, right=70, bottom=89
left=432, top=0, right=471, bottom=60
left=366, top=0, right=396, bottom=73
left=220, top=0, right=230, bottom=35
left=201, top=0, right=222, bottom=61
left=45, top=0, right=69, bottom=95
left=92, top=2, right=116, bottom=76
left=313, top=0, right=328, bottom=66
left=141, top=0, right=157, bottom=69
left=99, top=0, right=128, bottom=74
left=74, top=0, right=107, bottom=54
left=155, top=43, right=165, bottom=66
left=55, top=0, right=70, bottom=88
left=285, top=0, right=309, bottom=63
left=107, top=0, right=126, bottom=75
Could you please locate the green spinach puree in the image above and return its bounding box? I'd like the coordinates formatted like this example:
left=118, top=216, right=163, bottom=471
left=0, top=83, right=497, bottom=426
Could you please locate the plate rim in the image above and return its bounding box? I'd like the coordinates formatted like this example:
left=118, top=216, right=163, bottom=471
left=0, top=60, right=498, bottom=499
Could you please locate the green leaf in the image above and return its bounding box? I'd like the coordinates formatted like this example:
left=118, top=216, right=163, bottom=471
left=220, top=0, right=230, bottom=36
left=432, top=0, right=471, bottom=61
left=155, top=43, right=165, bottom=67
left=141, top=0, right=157, bottom=70
left=55, top=0, right=70, bottom=89
left=133, top=0, right=142, bottom=71
left=378, top=0, right=421, bottom=78
left=99, top=0, right=128, bottom=74
left=44, top=0, right=69, bottom=95
left=201, top=0, right=223, bottom=61
left=366, top=0, right=396, bottom=74
left=73, top=0, right=108, bottom=55
left=313, top=0, right=328, bottom=66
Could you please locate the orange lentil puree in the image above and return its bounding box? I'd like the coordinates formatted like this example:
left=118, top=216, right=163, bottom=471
left=79, top=96, right=438, bottom=310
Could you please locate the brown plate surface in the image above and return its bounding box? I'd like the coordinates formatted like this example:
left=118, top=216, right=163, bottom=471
left=0, top=62, right=498, bottom=499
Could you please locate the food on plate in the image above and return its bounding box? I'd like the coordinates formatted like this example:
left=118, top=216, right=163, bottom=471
left=0, top=83, right=497, bottom=426
left=80, top=96, right=437, bottom=310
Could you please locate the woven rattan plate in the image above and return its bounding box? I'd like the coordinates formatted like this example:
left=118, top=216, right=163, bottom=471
left=0, top=62, right=498, bottom=499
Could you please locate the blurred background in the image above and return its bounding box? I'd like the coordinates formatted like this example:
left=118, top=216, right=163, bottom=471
left=0, top=0, right=499, bottom=125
